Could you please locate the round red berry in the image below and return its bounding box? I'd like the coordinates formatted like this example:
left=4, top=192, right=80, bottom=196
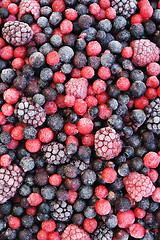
left=117, top=77, right=130, bottom=91
left=0, top=38, right=6, bottom=48
left=27, top=193, right=43, bottom=206
left=11, top=125, right=24, bottom=140
left=53, top=71, right=66, bottom=84
left=37, top=229, right=48, bottom=240
left=98, top=104, right=112, bottom=120
left=8, top=3, right=19, bottom=14
left=66, top=135, right=79, bottom=146
left=117, top=210, right=135, bottom=228
left=145, top=88, right=157, bottom=99
left=89, top=3, right=100, bottom=15
left=74, top=99, right=87, bottom=115
left=105, top=7, right=116, bottom=19
left=146, top=76, right=159, bottom=88
left=52, top=0, right=65, bottom=12
left=81, top=66, right=95, bottom=79
left=143, top=152, right=159, bottom=168
left=83, top=218, right=97, bottom=233
left=1, top=46, right=13, bottom=60
left=85, top=96, right=98, bottom=108
left=147, top=169, right=158, bottom=182
left=14, top=46, right=26, bottom=58
left=12, top=58, right=24, bottom=69
left=96, top=92, right=108, bottom=104
left=64, top=123, right=78, bottom=135
left=38, top=128, right=54, bottom=143
left=95, top=199, right=111, bottom=215
left=95, top=185, right=108, bottom=199
left=9, top=216, right=21, bottom=229
left=1, top=103, right=14, bottom=116
left=60, top=19, right=73, bottom=34
left=77, top=118, right=93, bottom=135
left=0, top=154, right=11, bottom=167
left=48, top=232, right=61, bottom=240
left=151, top=187, right=160, bottom=203
left=46, top=51, right=59, bottom=66
left=4, top=88, right=19, bottom=104
left=64, top=95, right=75, bottom=107
left=131, top=14, right=143, bottom=24
left=26, top=207, right=37, bottom=216
left=67, top=190, right=78, bottom=204
left=129, top=223, right=145, bottom=239
left=134, top=96, right=149, bottom=109
left=102, top=168, right=117, bottom=183
left=65, top=8, right=78, bottom=21
left=86, top=41, right=102, bottom=56
left=98, top=66, right=111, bottom=80
left=25, top=138, right=41, bottom=153
left=99, top=0, right=110, bottom=9
left=92, top=79, right=106, bottom=94
left=81, top=134, right=94, bottom=146
left=42, top=220, right=56, bottom=233
left=140, top=5, right=153, bottom=18
left=121, top=47, right=133, bottom=59
left=44, top=101, right=57, bottom=115
left=134, top=207, right=146, bottom=219
left=49, top=174, right=62, bottom=186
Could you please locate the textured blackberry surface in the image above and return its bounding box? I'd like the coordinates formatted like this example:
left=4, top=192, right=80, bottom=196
left=50, top=200, right=73, bottom=222
left=2, top=21, right=33, bottom=46
left=130, top=39, right=160, bottom=67
left=0, top=165, right=24, bottom=204
left=111, top=0, right=138, bottom=18
left=147, top=98, right=160, bottom=135
left=70, top=157, right=89, bottom=172
left=94, top=127, right=123, bottom=160
left=14, top=97, right=46, bottom=128
left=41, top=142, right=71, bottom=165
left=18, top=0, right=40, bottom=21
left=91, top=222, right=113, bottom=240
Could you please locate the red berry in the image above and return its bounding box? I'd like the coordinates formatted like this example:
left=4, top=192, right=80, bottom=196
left=26, top=207, right=37, bottom=215
left=77, top=118, right=93, bottom=135
left=46, top=51, right=59, bottom=66
left=1, top=46, right=13, bottom=60
left=67, top=190, right=78, bottom=204
left=121, top=47, right=133, bottom=59
left=81, top=66, right=95, bottom=79
left=99, top=0, right=110, bottom=9
left=143, top=152, right=159, bottom=168
left=74, top=99, right=87, bottom=115
left=134, top=207, right=146, bottom=219
left=37, top=229, right=48, bottom=240
left=44, top=101, right=57, bottom=115
left=7, top=139, right=19, bottom=149
left=0, top=154, right=11, bottom=167
left=85, top=96, right=98, bottom=108
left=0, top=38, right=6, bottom=48
left=117, top=210, right=135, bottom=228
left=146, top=76, right=159, bottom=88
left=98, top=66, right=111, bottom=80
left=48, top=232, right=60, bottom=240
left=53, top=71, right=66, bottom=84
left=117, top=77, right=130, bottom=91
left=83, top=218, right=97, bottom=233
left=4, top=88, right=19, bottom=104
left=82, top=134, right=94, bottom=147
left=2, top=124, right=14, bottom=133
left=27, top=193, right=43, bottom=206
left=145, top=88, right=157, bottom=99
left=1, top=103, right=14, bottom=116
left=89, top=3, right=100, bottom=15
left=42, top=220, right=56, bottom=233
left=11, top=125, right=24, bottom=140
left=95, top=185, right=108, bottom=199
left=129, top=223, right=145, bottom=239
left=52, top=0, right=65, bottom=12
left=131, top=14, right=143, bottom=24
left=65, top=8, right=78, bottom=21
left=8, top=3, right=19, bottom=14
left=102, top=168, right=117, bottom=183
left=25, top=138, right=41, bottom=153
left=147, top=169, right=158, bottom=182
left=105, top=7, right=116, bottom=19
left=66, top=135, right=79, bottom=146
left=92, top=79, right=106, bottom=94
left=86, top=41, right=102, bottom=56
left=64, top=95, right=75, bottom=107
left=49, top=174, right=62, bottom=186
left=95, top=199, right=111, bottom=215
left=12, top=58, right=24, bottom=69
left=151, top=187, right=160, bottom=203
left=146, top=62, right=160, bottom=76
left=14, top=46, right=26, bottom=58
left=60, top=19, right=73, bottom=34
left=9, top=216, right=21, bottom=229
left=157, top=86, right=160, bottom=97
left=96, top=92, right=108, bottom=104
left=65, top=77, right=88, bottom=100
left=61, top=224, right=91, bottom=240
left=38, top=128, right=54, bottom=143
left=134, top=96, right=149, bottom=109
left=64, top=123, right=78, bottom=135
left=71, top=68, right=81, bottom=78
left=98, top=104, right=112, bottom=120
left=140, top=5, right=153, bottom=18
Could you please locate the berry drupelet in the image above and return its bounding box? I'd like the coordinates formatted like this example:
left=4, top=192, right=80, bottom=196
left=49, top=200, right=73, bottom=222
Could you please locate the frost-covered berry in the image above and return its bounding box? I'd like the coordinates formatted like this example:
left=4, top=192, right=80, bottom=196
left=111, top=0, right=138, bottom=18
left=18, top=0, right=40, bottom=21
left=94, top=127, right=123, bottom=160
left=130, top=39, right=160, bottom=67
left=2, top=21, right=33, bottom=46
left=65, top=78, right=88, bottom=99
left=61, top=224, right=91, bottom=240
left=123, top=172, right=155, bottom=202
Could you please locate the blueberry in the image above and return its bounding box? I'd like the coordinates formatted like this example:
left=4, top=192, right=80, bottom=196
left=40, top=68, right=53, bottom=81
left=37, top=16, right=48, bottom=28
left=29, top=52, right=45, bottom=69
left=130, top=23, right=144, bottom=39
left=13, top=75, right=27, bottom=91
left=61, top=63, right=73, bottom=74
left=49, top=12, right=62, bottom=26
left=98, top=19, right=112, bottom=33
left=130, top=109, right=146, bottom=127
left=47, top=114, right=64, bottom=132
left=20, top=156, right=35, bottom=172
left=73, top=198, right=86, bottom=212
left=39, top=43, right=54, bottom=56
left=79, top=185, right=93, bottom=199
left=115, top=197, right=131, bottom=213
left=21, top=14, right=34, bottom=25
left=130, top=69, right=144, bottom=82
left=130, top=81, right=146, bottom=98
left=41, top=6, right=52, bottom=17
left=22, top=126, right=37, bottom=140
left=50, top=35, right=62, bottom=48
left=108, top=41, right=123, bottom=54
left=81, top=169, right=96, bottom=185
left=104, top=214, right=118, bottom=229
left=113, top=16, right=127, bottom=31
left=41, top=185, right=56, bottom=200
left=0, top=131, right=12, bottom=144
left=78, top=13, right=92, bottom=27
left=84, top=206, right=96, bottom=219
left=1, top=68, right=16, bottom=84
left=58, top=46, right=74, bottom=63
left=21, top=215, right=34, bottom=228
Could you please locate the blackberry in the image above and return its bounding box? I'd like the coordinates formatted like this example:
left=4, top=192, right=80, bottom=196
left=41, top=141, right=71, bottom=165
left=91, top=222, right=113, bottom=240
left=50, top=200, right=73, bottom=222
left=111, top=0, right=137, bottom=18
left=2, top=21, right=33, bottom=46
left=14, top=97, right=46, bottom=128
left=81, top=169, right=96, bottom=185
left=147, top=98, right=160, bottom=134
left=70, top=157, right=89, bottom=171
left=0, top=164, right=24, bottom=204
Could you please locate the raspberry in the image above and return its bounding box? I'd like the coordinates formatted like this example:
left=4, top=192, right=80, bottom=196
left=65, top=78, right=88, bottom=99
left=95, top=199, right=111, bottom=215
left=146, top=76, right=159, bottom=88
left=61, top=224, right=91, bottom=240
left=14, top=97, right=46, bottom=128
left=18, top=0, right=40, bottom=21
left=130, top=39, right=160, bottom=67
left=2, top=21, right=33, bottom=46
left=129, top=223, right=145, bottom=239
left=111, top=0, right=138, bottom=18
left=94, top=127, right=122, bottom=160
left=0, top=164, right=24, bottom=204
left=143, top=152, right=159, bottom=168
left=123, top=172, right=155, bottom=202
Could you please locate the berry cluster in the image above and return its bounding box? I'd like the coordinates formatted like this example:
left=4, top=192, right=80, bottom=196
left=0, top=0, right=160, bottom=239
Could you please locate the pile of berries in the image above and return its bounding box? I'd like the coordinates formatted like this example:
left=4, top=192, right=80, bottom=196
left=0, top=0, right=160, bottom=239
